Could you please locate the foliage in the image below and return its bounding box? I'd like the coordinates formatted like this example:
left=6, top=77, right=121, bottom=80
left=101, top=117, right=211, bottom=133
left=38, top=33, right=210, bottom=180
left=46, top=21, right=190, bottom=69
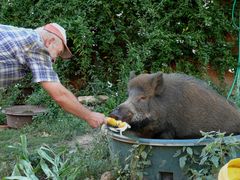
left=2, top=132, right=112, bottom=179
left=67, top=131, right=112, bottom=179
left=0, top=0, right=239, bottom=178
left=174, top=131, right=240, bottom=179
left=3, top=135, right=79, bottom=180
left=0, top=0, right=237, bottom=95
left=116, top=144, right=152, bottom=180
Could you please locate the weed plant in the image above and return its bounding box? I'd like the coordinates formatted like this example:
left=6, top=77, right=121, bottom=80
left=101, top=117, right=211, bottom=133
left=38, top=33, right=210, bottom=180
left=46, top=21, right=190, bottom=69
left=174, top=131, right=240, bottom=179
left=0, top=0, right=239, bottom=178
left=116, top=144, right=152, bottom=180
left=0, top=80, right=123, bottom=178
left=2, top=133, right=112, bottom=179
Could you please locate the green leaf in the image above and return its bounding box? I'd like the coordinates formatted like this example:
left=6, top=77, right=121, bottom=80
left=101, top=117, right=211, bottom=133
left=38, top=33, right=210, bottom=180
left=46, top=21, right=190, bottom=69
left=179, top=156, right=187, bottom=168
left=140, top=151, right=147, bottom=159
left=229, top=148, right=237, bottom=158
left=136, top=171, right=143, bottom=178
left=210, top=156, right=219, bottom=167
left=142, top=160, right=151, bottom=166
left=3, top=176, right=31, bottom=180
left=18, top=160, right=38, bottom=180
left=173, top=150, right=182, bottom=157
left=182, top=147, right=186, bottom=152
left=20, top=135, right=29, bottom=160
left=11, top=165, right=21, bottom=176
left=186, top=147, right=193, bottom=156
left=37, top=148, right=55, bottom=165
left=40, top=158, right=54, bottom=178
left=199, top=156, right=208, bottom=165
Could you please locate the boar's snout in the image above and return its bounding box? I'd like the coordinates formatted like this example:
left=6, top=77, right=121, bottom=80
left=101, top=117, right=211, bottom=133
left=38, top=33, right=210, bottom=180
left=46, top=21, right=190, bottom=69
left=109, top=106, right=133, bottom=123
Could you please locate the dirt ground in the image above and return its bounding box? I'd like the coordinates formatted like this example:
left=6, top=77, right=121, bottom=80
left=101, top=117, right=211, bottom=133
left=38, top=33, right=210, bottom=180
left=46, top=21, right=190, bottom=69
left=68, top=133, right=95, bottom=151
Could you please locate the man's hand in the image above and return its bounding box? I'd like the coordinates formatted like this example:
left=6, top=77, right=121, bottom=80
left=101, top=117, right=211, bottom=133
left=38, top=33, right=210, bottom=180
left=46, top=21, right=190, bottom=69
left=86, top=112, right=106, bottom=128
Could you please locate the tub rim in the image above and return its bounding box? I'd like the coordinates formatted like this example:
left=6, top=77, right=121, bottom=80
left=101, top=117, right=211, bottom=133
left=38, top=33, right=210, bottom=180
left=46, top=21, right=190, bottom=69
left=102, top=125, right=240, bottom=147
left=2, top=105, right=47, bottom=116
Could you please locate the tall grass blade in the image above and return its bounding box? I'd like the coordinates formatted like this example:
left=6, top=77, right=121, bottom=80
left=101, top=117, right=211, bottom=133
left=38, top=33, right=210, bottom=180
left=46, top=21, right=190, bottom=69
left=39, top=158, right=55, bottom=178
left=20, top=135, right=29, bottom=160
left=3, top=176, right=32, bottom=180
left=37, top=148, right=55, bottom=165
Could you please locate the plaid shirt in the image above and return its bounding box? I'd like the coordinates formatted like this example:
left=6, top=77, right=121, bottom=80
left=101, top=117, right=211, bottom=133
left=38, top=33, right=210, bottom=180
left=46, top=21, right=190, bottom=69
left=0, top=24, right=59, bottom=87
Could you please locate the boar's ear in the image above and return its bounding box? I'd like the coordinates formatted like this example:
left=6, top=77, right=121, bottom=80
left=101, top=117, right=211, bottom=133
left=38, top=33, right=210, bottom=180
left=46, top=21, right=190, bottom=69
left=129, top=71, right=136, bottom=80
left=152, top=72, right=164, bottom=95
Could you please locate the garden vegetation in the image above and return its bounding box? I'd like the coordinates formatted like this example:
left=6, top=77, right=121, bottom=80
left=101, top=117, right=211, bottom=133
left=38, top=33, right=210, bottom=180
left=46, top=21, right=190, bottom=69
left=0, top=0, right=239, bottom=179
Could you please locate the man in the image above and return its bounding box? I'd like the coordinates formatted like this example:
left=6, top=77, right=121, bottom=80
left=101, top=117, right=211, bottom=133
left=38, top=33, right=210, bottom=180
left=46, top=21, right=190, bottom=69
left=0, top=23, right=106, bottom=128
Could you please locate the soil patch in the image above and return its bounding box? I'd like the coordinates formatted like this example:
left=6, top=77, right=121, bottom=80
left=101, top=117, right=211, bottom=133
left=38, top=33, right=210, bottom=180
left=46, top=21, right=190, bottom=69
left=68, top=133, right=94, bottom=151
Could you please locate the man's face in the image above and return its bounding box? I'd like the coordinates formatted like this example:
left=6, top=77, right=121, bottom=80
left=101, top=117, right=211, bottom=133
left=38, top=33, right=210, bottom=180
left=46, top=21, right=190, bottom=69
left=47, top=37, right=64, bottom=62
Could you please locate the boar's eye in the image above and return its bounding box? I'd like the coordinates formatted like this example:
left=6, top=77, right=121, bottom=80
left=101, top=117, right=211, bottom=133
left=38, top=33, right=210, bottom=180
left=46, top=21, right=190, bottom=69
left=138, top=96, right=147, bottom=101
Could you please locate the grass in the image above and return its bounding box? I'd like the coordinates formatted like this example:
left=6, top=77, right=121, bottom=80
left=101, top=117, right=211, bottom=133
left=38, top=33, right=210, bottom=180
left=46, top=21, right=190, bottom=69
left=0, top=104, right=115, bottom=179
left=0, top=81, right=124, bottom=179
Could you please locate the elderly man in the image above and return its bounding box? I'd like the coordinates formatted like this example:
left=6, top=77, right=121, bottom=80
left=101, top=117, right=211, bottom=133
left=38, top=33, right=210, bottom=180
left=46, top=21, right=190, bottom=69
left=0, top=23, right=106, bottom=128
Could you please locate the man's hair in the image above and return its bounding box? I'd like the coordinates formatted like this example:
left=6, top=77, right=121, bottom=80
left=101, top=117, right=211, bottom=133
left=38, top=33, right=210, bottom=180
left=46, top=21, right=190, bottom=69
left=35, top=27, right=62, bottom=44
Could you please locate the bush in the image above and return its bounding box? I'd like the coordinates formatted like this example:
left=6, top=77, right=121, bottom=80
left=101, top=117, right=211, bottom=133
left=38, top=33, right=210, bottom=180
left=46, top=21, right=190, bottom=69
left=0, top=0, right=236, bottom=93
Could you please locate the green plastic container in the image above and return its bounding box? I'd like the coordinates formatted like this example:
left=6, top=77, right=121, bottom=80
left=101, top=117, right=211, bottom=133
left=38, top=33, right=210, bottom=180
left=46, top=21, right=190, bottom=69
left=102, top=125, right=240, bottom=180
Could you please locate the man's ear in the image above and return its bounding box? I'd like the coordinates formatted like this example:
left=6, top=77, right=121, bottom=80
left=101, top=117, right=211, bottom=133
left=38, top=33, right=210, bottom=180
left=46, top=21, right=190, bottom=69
left=45, top=37, right=55, bottom=48
left=152, top=72, right=165, bottom=96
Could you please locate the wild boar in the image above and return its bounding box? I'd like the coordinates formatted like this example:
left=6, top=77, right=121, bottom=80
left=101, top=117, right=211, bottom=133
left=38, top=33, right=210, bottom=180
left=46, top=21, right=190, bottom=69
left=110, top=72, right=240, bottom=139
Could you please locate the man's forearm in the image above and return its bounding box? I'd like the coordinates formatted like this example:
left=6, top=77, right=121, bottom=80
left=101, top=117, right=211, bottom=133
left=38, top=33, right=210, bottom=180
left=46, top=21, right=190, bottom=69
left=41, top=81, right=91, bottom=120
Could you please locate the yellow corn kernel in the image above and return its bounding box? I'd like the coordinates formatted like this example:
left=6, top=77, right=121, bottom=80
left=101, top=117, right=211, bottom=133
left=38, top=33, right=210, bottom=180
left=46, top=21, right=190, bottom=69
left=106, top=117, right=127, bottom=128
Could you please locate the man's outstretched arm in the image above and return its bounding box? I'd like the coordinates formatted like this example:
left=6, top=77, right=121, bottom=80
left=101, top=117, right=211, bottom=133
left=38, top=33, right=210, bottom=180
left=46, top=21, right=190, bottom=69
left=40, top=81, right=106, bottom=128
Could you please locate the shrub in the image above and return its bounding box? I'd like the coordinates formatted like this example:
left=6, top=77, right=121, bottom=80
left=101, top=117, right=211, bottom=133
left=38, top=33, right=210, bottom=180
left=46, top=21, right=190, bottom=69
left=0, top=0, right=236, bottom=94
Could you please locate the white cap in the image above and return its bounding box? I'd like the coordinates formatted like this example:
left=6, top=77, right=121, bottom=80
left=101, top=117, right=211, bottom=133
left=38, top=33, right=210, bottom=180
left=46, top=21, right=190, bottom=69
left=44, top=23, right=72, bottom=59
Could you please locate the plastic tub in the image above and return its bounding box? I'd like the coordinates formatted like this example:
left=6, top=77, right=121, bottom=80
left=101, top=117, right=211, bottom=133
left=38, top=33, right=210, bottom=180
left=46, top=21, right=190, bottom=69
left=2, top=105, right=46, bottom=128
left=102, top=125, right=240, bottom=180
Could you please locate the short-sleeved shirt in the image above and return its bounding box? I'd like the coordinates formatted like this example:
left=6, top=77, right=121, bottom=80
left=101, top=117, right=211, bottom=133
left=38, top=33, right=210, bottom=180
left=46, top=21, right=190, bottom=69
left=0, top=24, right=60, bottom=87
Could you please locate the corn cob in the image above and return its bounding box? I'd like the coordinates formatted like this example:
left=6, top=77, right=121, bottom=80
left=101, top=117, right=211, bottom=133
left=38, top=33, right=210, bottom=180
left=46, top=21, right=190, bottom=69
left=106, top=117, right=127, bottom=128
